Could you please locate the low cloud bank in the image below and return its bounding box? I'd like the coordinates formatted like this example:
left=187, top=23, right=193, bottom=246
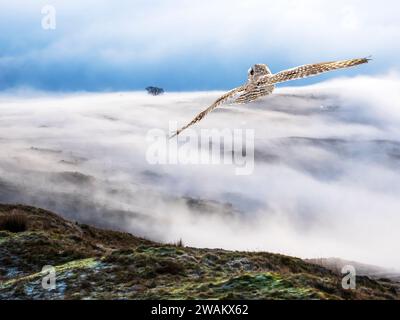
left=1, top=74, right=400, bottom=269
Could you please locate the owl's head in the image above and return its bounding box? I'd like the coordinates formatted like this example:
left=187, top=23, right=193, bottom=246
left=247, top=64, right=272, bottom=82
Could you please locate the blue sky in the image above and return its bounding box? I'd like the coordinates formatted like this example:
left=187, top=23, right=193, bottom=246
left=0, top=0, right=399, bottom=91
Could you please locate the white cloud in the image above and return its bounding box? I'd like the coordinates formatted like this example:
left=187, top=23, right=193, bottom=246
left=1, top=74, right=400, bottom=269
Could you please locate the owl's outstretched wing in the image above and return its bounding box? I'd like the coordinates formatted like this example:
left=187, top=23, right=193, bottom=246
left=234, top=84, right=275, bottom=104
left=171, top=86, right=245, bottom=138
left=262, top=57, right=370, bottom=86
left=171, top=58, right=370, bottom=136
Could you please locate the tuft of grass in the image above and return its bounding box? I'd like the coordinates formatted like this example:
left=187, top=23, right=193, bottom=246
left=155, top=259, right=185, bottom=275
left=0, top=210, right=28, bottom=233
left=173, top=238, right=184, bottom=248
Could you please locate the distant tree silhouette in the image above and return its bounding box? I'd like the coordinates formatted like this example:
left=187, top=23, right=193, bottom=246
left=146, top=86, right=164, bottom=96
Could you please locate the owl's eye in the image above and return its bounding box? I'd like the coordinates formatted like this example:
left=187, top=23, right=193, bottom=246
left=250, top=69, right=254, bottom=75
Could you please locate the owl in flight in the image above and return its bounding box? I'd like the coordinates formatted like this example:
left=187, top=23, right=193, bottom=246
left=171, top=57, right=370, bottom=137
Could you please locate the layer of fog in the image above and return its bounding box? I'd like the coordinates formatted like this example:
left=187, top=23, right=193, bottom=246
left=1, top=74, right=400, bottom=269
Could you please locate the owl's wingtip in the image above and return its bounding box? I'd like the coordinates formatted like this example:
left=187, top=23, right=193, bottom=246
left=169, top=132, right=178, bottom=140
left=169, top=130, right=182, bottom=139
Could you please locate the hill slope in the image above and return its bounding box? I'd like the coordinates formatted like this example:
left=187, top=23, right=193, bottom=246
left=0, top=204, right=398, bottom=300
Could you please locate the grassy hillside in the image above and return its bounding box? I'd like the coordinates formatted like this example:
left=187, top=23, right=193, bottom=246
left=0, top=204, right=398, bottom=300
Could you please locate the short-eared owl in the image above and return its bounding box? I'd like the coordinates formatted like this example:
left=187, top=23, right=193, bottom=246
left=171, top=57, right=370, bottom=137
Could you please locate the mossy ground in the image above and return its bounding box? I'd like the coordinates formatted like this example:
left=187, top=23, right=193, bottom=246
left=0, top=204, right=398, bottom=300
